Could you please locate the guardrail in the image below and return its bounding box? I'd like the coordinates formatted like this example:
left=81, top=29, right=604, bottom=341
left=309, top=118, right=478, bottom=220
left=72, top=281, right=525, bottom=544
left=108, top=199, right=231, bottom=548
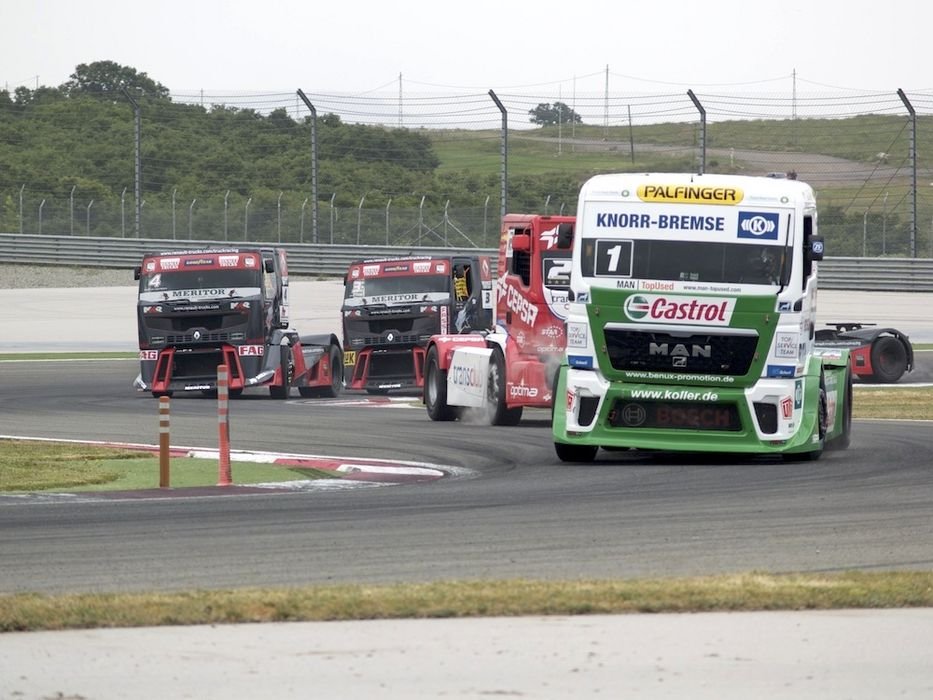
left=2, top=233, right=933, bottom=291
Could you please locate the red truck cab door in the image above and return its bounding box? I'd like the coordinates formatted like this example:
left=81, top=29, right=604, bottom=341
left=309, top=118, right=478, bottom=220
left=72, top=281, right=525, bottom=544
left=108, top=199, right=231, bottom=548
left=497, top=216, right=574, bottom=355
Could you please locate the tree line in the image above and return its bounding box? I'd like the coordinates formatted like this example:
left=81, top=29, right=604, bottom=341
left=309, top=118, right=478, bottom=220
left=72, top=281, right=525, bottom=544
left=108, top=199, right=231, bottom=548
left=0, top=61, right=588, bottom=235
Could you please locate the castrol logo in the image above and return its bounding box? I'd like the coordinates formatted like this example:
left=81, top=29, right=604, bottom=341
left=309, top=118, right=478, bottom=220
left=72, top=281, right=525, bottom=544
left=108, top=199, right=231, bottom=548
left=624, top=294, right=735, bottom=326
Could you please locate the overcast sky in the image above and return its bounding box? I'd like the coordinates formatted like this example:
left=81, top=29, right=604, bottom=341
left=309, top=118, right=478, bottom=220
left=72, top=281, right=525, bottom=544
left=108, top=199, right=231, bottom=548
left=2, top=0, right=929, bottom=96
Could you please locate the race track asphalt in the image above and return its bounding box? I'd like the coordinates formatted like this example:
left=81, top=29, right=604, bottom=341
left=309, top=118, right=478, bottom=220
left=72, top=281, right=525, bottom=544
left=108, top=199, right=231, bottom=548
left=1, top=282, right=932, bottom=699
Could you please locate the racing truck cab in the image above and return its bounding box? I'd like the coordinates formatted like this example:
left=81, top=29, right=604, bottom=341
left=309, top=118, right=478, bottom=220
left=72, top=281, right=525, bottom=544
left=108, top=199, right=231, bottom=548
left=342, top=255, right=493, bottom=393
left=552, top=173, right=852, bottom=462
left=134, top=247, right=341, bottom=399
left=423, top=214, right=575, bottom=424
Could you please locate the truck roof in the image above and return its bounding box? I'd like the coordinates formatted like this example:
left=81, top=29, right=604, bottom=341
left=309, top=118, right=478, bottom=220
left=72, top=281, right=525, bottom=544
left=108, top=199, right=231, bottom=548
left=143, top=247, right=274, bottom=257
left=348, top=255, right=465, bottom=265
left=578, top=172, right=816, bottom=206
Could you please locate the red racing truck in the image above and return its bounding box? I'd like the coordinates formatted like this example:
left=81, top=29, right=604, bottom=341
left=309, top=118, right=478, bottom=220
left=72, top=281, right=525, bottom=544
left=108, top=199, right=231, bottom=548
left=423, top=214, right=575, bottom=424
left=134, top=247, right=342, bottom=399
left=342, top=255, right=493, bottom=393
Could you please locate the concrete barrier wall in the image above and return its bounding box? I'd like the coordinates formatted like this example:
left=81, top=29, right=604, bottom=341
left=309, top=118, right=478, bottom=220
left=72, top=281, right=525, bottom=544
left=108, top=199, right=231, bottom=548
left=2, top=233, right=933, bottom=291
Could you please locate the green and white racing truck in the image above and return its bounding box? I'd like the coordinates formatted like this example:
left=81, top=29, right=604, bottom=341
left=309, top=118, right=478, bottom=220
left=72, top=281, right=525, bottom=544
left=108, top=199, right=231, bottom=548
left=552, top=173, right=852, bottom=462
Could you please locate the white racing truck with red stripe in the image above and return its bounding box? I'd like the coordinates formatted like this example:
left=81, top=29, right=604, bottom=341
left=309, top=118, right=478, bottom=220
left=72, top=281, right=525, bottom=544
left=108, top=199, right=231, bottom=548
left=133, top=247, right=342, bottom=399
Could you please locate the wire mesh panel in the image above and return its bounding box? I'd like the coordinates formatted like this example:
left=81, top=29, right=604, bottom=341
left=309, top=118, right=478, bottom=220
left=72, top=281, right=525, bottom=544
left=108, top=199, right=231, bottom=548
left=3, top=81, right=933, bottom=257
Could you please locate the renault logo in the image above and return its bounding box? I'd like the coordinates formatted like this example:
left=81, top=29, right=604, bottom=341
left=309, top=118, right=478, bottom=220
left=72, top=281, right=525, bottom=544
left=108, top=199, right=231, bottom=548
left=193, top=330, right=202, bottom=341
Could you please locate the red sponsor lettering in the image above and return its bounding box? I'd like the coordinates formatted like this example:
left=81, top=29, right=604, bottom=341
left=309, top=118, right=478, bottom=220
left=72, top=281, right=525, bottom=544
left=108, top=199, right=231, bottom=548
left=657, top=406, right=731, bottom=429
left=650, top=298, right=728, bottom=323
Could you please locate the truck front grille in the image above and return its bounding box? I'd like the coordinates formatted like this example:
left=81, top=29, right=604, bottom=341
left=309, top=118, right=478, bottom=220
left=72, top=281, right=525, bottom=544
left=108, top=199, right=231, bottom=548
left=603, top=328, right=758, bottom=375
left=165, top=332, right=232, bottom=344
left=356, top=333, right=422, bottom=346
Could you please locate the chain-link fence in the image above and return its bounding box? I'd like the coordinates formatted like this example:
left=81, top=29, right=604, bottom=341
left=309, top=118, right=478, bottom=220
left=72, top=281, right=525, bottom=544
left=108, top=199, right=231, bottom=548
left=4, top=80, right=933, bottom=256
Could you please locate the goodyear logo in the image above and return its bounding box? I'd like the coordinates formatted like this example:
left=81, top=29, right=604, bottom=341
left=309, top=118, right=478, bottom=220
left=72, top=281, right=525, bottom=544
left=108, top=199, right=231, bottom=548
left=737, top=211, right=779, bottom=240
left=637, top=185, right=743, bottom=205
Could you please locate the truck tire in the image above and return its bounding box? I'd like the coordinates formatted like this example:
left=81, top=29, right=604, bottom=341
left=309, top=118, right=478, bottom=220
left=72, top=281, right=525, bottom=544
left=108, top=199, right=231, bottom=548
left=269, top=345, right=291, bottom=399
left=554, top=441, right=599, bottom=463
left=424, top=346, right=457, bottom=421
left=552, top=370, right=598, bottom=462
left=298, top=345, right=342, bottom=399
left=488, top=350, right=523, bottom=426
left=792, top=373, right=827, bottom=461
left=827, top=368, right=853, bottom=451
left=868, top=336, right=908, bottom=383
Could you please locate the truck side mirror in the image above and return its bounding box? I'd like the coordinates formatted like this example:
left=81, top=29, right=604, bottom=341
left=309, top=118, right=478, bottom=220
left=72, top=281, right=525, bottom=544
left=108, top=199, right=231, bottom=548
left=808, top=235, right=824, bottom=262
left=556, top=223, right=574, bottom=249
left=133, top=266, right=141, bottom=281
left=264, top=258, right=275, bottom=273
left=511, top=233, right=531, bottom=252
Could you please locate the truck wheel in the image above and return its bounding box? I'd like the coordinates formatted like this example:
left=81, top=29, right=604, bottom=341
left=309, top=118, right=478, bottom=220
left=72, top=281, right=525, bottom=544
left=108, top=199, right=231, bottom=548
left=269, top=345, right=291, bottom=399
left=425, top=346, right=457, bottom=421
left=793, top=374, right=827, bottom=461
left=554, top=441, right=598, bottom=463
left=827, top=368, right=853, bottom=451
left=551, top=366, right=593, bottom=463
left=488, top=350, right=523, bottom=426
left=868, top=336, right=908, bottom=383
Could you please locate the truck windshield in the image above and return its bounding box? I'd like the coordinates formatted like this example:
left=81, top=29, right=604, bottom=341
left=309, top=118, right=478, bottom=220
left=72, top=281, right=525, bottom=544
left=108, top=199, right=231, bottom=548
left=581, top=239, right=789, bottom=287
left=140, top=270, right=262, bottom=294
left=344, top=274, right=450, bottom=302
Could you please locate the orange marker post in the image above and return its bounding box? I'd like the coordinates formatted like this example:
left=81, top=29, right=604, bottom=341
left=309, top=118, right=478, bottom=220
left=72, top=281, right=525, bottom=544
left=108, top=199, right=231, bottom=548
left=217, top=364, right=232, bottom=486
left=158, top=396, right=171, bottom=488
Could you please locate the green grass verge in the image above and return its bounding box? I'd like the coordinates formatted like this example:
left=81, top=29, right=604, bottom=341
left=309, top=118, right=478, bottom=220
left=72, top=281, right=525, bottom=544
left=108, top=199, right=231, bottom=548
left=2, top=572, right=932, bottom=632
left=0, top=440, right=335, bottom=492
left=852, top=386, right=933, bottom=419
